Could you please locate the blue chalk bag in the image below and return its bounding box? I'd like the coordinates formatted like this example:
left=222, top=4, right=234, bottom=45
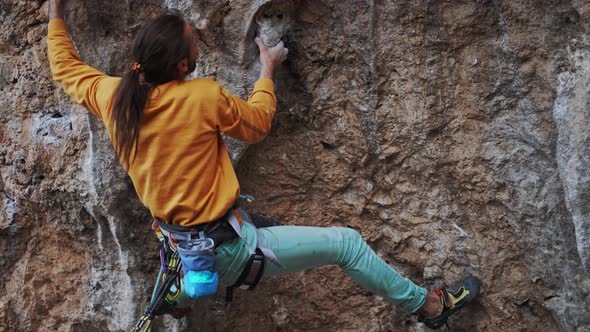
left=177, top=235, right=218, bottom=298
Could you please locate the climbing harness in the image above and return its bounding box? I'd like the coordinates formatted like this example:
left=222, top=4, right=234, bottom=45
left=131, top=202, right=282, bottom=331
left=225, top=247, right=266, bottom=302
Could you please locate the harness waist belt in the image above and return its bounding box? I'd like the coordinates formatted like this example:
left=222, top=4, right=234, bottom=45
left=157, top=215, right=237, bottom=245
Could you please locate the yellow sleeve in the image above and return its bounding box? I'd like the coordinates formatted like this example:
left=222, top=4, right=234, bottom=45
left=216, top=78, right=276, bottom=143
left=47, top=19, right=118, bottom=119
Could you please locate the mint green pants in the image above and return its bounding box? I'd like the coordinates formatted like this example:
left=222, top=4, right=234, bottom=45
left=178, top=222, right=427, bottom=313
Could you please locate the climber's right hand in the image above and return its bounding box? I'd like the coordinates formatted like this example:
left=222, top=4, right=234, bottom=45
left=256, top=37, right=288, bottom=78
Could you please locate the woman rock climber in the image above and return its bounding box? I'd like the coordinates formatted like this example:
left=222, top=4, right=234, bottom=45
left=47, top=0, right=480, bottom=329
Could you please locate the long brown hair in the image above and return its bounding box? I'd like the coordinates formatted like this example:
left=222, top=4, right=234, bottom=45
left=112, top=11, right=192, bottom=168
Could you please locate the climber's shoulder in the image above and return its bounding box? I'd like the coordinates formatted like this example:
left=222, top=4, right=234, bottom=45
left=173, top=78, right=229, bottom=101
left=174, top=77, right=218, bottom=92
left=181, top=77, right=219, bottom=88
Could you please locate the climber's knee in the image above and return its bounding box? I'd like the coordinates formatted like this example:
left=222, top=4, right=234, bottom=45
left=330, top=227, right=366, bottom=266
left=338, top=227, right=363, bottom=245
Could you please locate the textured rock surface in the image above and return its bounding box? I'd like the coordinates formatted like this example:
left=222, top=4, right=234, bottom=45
left=1, top=0, right=590, bottom=331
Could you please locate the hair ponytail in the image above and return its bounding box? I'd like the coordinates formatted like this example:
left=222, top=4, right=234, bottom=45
left=110, top=10, right=192, bottom=169
left=112, top=67, right=151, bottom=168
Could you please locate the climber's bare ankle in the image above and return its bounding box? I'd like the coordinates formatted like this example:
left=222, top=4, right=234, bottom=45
left=417, top=290, right=442, bottom=318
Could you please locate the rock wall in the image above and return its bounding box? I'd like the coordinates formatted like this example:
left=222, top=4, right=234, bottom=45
left=1, top=0, right=589, bottom=331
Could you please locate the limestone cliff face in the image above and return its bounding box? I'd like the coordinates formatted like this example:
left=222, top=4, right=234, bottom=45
left=1, top=0, right=589, bottom=331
